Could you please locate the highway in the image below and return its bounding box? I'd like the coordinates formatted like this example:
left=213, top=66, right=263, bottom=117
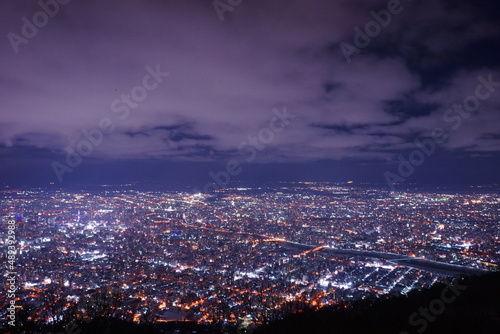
left=172, top=221, right=489, bottom=276
left=281, top=241, right=489, bottom=276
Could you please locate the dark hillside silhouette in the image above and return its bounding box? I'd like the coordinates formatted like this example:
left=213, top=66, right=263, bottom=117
left=16, top=272, right=500, bottom=334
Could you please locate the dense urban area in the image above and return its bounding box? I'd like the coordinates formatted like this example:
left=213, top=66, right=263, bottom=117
left=1, top=183, right=499, bottom=330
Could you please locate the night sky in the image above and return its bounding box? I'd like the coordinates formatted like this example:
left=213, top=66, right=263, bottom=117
left=1, top=0, right=500, bottom=190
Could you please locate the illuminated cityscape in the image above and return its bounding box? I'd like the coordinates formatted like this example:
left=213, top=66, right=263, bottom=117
left=1, top=183, right=498, bottom=328
left=1, top=0, right=500, bottom=332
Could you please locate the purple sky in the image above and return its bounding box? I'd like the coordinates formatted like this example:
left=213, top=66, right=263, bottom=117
left=1, top=0, right=500, bottom=189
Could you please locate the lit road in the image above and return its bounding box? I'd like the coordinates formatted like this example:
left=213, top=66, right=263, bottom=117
left=172, top=221, right=489, bottom=276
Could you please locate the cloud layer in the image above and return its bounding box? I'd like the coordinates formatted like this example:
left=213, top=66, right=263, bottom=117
left=1, top=0, right=499, bottom=169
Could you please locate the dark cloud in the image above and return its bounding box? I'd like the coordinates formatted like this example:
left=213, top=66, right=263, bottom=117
left=0, top=0, right=499, bottom=186
left=385, top=99, right=438, bottom=119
